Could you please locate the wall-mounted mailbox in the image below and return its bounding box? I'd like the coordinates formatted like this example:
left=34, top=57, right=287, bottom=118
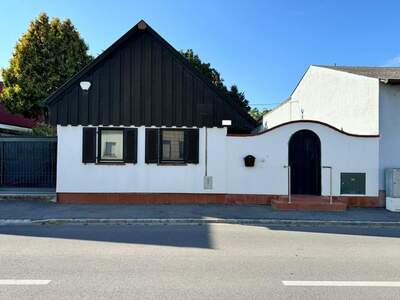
left=244, top=155, right=256, bottom=167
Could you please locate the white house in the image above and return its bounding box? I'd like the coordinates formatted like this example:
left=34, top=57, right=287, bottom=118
left=262, top=65, right=400, bottom=205
left=45, top=21, right=385, bottom=210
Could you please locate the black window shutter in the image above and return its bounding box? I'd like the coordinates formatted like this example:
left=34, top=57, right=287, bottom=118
left=82, top=127, right=97, bottom=163
left=123, top=128, right=138, bottom=163
left=185, top=129, right=199, bottom=164
left=145, top=128, right=159, bottom=163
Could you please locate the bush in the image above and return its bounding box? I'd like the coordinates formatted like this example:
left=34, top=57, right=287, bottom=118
left=31, top=122, right=56, bottom=136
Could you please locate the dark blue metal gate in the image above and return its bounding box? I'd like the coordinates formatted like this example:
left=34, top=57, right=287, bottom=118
left=0, top=137, right=57, bottom=188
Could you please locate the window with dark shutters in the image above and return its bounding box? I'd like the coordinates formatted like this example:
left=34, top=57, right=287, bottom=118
left=123, top=128, right=138, bottom=163
left=146, top=128, right=200, bottom=165
left=145, top=128, right=159, bottom=163
left=82, top=127, right=97, bottom=163
left=185, top=129, right=199, bottom=164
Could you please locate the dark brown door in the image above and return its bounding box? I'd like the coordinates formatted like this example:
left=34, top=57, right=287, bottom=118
left=289, top=130, right=321, bottom=195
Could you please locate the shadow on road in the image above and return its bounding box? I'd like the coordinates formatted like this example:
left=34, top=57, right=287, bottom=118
left=0, top=202, right=399, bottom=246
left=0, top=224, right=214, bottom=249
left=251, top=224, right=400, bottom=238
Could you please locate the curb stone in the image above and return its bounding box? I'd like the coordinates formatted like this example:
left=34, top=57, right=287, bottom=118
left=0, top=218, right=399, bottom=227
left=0, top=219, right=34, bottom=225
left=0, top=195, right=56, bottom=202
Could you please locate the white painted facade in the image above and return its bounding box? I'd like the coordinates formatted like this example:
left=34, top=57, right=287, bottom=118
left=262, top=66, right=380, bottom=135
left=57, top=122, right=379, bottom=197
left=379, top=83, right=400, bottom=188
left=262, top=65, right=400, bottom=190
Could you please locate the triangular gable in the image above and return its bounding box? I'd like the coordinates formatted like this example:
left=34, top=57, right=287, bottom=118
left=46, top=20, right=256, bottom=130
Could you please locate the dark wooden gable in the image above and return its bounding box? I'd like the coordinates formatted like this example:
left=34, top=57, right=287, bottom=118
left=46, top=21, right=256, bottom=130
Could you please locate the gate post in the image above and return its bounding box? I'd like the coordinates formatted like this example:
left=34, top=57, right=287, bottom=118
left=284, top=165, right=291, bottom=204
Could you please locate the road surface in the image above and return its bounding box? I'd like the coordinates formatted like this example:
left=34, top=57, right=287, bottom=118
left=0, top=224, right=399, bottom=299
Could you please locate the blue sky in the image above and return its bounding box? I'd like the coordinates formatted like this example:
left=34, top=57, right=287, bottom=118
left=1, top=0, right=400, bottom=109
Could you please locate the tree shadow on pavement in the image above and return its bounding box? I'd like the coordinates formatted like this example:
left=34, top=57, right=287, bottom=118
left=0, top=224, right=214, bottom=249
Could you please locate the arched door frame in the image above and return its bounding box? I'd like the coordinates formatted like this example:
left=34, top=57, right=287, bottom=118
left=288, top=129, right=321, bottom=195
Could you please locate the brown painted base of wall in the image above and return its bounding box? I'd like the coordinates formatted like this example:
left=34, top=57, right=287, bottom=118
left=57, top=193, right=275, bottom=205
left=57, top=193, right=383, bottom=208
left=378, top=190, right=386, bottom=207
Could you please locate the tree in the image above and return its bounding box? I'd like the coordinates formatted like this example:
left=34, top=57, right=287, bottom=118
left=227, top=85, right=249, bottom=111
left=180, top=49, right=224, bottom=89
left=31, top=122, right=56, bottom=136
left=181, top=49, right=251, bottom=112
left=249, top=107, right=270, bottom=121
left=0, top=12, right=92, bottom=119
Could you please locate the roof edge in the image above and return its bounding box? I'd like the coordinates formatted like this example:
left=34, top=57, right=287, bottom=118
left=261, top=65, right=313, bottom=118
left=313, top=65, right=400, bottom=81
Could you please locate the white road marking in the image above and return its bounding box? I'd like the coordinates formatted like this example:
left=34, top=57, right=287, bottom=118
left=282, top=281, right=400, bottom=287
left=0, top=280, right=51, bottom=285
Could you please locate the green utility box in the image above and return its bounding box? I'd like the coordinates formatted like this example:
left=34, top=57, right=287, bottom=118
left=340, top=173, right=366, bottom=195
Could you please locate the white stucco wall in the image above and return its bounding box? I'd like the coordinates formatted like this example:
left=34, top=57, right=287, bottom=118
left=379, top=83, right=400, bottom=189
left=57, top=122, right=379, bottom=197
left=57, top=126, right=224, bottom=194
left=262, top=66, right=380, bottom=135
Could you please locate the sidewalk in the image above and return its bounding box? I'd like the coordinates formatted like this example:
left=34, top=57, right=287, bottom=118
left=0, top=200, right=399, bottom=226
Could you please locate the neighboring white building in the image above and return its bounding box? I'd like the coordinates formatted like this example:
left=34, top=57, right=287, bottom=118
left=262, top=65, right=400, bottom=198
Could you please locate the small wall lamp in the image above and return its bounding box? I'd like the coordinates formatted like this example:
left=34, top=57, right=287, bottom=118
left=80, top=81, right=91, bottom=91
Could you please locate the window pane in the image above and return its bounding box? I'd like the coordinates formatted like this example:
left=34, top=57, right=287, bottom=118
left=101, top=130, right=123, bottom=160
left=162, top=130, right=184, bottom=161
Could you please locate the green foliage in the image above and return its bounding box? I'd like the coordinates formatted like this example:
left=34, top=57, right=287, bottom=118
left=0, top=12, right=92, bottom=119
left=227, top=85, right=249, bottom=112
left=31, top=122, right=56, bottom=136
left=181, top=49, right=251, bottom=112
left=249, top=107, right=270, bottom=121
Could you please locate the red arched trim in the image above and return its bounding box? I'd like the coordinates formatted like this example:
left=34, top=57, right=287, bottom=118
left=227, top=120, right=380, bottom=138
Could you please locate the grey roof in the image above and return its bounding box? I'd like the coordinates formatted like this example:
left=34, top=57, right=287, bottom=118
left=316, top=65, right=400, bottom=83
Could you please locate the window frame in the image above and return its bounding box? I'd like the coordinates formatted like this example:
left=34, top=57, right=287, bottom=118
left=159, top=128, right=186, bottom=165
left=97, top=127, right=125, bottom=163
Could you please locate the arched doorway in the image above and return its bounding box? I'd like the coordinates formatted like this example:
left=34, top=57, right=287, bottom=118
left=289, top=130, right=321, bottom=195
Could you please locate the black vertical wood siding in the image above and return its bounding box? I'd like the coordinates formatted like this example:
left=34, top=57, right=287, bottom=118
left=47, top=25, right=255, bottom=130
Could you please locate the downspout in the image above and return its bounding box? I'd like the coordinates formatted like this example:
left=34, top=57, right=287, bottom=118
left=204, top=127, right=208, bottom=177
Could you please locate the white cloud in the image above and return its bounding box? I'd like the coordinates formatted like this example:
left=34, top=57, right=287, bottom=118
left=383, top=55, right=400, bottom=67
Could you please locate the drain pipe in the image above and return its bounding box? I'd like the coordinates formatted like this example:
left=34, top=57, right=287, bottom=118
left=203, top=127, right=212, bottom=190
left=204, top=127, right=208, bottom=177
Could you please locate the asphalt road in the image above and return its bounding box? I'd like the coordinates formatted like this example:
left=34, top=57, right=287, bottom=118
left=0, top=224, right=400, bottom=299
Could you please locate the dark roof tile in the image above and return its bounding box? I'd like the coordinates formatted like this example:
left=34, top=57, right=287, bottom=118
left=316, top=65, right=400, bottom=81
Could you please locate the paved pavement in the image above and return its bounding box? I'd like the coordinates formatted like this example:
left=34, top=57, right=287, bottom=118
left=0, top=201, right=399, bottom=222
left=0, top=223, right=400, bottom=299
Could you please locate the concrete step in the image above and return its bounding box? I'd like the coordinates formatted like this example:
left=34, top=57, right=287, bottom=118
left=272, top=195, right=348, bottom=212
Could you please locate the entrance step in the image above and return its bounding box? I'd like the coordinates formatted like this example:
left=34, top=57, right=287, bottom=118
left=272, top=195, right=347, bottom=212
